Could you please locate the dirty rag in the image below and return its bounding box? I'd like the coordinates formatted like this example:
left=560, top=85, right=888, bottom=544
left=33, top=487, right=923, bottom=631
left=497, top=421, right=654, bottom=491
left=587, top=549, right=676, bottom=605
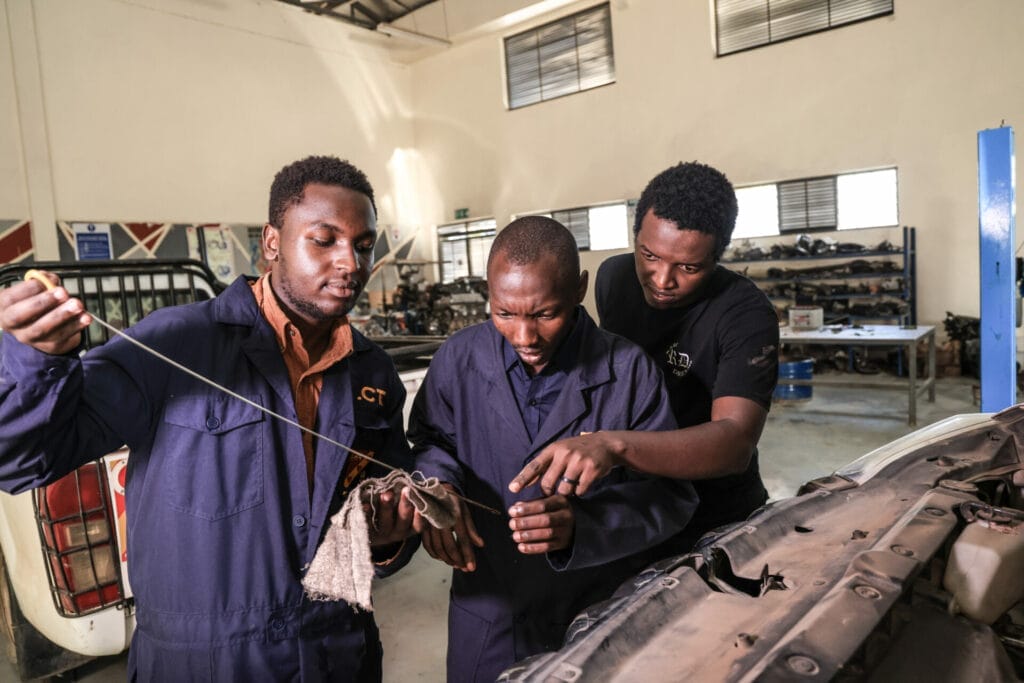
left=302, top=469, right=457, bottom=610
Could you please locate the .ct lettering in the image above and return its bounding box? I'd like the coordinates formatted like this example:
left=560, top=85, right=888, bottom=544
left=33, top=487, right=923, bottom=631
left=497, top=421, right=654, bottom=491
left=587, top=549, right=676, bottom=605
left=358, top=386, right=387, bottom=406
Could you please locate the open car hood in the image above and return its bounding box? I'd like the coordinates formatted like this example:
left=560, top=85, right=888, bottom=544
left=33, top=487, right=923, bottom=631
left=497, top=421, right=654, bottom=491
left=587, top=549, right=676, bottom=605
left=501, top=406, right=1024, bottom=682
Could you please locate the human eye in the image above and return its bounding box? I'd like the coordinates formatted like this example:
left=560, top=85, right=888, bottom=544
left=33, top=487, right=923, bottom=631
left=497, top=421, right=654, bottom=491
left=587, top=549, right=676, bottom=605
left=680, top=264, right=700, bottom=274
left=640, top=248, right=657, bottom=261
left=354, top=236, right=376, bottom=254
left=310, top=230, right=334, bottom=247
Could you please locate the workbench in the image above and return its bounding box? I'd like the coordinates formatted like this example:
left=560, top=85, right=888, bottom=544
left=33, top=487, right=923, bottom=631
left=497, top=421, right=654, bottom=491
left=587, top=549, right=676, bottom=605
left=778, top=324, right=936, bottom=425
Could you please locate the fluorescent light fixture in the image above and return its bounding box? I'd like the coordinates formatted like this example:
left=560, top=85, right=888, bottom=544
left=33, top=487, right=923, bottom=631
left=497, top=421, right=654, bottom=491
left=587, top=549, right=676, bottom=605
left=376, top=23, right=451, bottom=47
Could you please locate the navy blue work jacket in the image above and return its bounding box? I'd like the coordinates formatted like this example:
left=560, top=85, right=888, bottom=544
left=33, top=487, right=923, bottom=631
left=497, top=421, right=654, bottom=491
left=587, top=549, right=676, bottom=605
left=0, top=276, right=415, bottom=682
left=407, top=308, right=698, bottom=683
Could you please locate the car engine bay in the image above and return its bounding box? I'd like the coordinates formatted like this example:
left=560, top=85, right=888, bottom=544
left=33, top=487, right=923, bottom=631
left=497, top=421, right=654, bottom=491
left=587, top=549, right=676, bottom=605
left=503, top=406, right=1024, bottom=682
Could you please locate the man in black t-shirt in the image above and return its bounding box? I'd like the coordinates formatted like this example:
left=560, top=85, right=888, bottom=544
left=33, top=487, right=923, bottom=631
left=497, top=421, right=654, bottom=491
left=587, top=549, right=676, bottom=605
left=509, top=161, right=780, bottom=550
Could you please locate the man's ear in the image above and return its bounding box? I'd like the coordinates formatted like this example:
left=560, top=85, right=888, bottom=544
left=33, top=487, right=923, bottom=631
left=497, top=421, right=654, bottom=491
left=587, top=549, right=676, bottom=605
left=576, top=269, right=589, bottom=304
left=262, top=223, right=280, bottom=262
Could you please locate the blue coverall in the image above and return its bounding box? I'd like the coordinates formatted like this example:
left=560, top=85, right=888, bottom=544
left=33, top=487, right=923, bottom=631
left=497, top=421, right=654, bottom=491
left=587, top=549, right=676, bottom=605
left=408, top=309, right=699, bottom=682
left=0, top=276, right=415, bottom=682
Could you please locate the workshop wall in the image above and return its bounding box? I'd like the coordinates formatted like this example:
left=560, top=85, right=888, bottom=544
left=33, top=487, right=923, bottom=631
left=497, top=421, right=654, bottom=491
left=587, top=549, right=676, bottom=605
left=0, top=7, right=24, bottom=220
left=0, top=0, right=431, bottom=266
left=2, top=0, right=1020, bottom=325
left=409, top=0, right=1024, bottom=325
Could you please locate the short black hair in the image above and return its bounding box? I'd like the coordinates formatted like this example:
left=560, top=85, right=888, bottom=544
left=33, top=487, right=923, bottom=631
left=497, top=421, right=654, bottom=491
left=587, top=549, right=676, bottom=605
left=268, top=155, right=376, bottom=228
left=633, top=161, right=737, bottom=260
left=488, top=215, right=580, bottom=289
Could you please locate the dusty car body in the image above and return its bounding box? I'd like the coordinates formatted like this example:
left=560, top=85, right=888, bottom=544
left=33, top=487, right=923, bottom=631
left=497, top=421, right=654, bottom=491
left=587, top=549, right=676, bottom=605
left=502, top=406, right=1024, bottom=682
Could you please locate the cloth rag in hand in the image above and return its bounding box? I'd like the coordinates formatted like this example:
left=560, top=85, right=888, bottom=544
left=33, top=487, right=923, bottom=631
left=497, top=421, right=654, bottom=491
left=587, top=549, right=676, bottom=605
left=302, top=469, right=457, bottom=610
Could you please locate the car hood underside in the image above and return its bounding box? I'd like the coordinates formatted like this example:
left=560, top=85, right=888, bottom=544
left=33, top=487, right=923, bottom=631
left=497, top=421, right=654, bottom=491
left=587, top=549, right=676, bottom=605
left=503, top=407, right=1024, bottom=682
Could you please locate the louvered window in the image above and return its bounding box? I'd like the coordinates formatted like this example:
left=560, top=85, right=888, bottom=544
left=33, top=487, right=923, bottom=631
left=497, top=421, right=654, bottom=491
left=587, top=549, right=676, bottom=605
left=778, top=176, right=837, bottom=232
left=715, top=0, right=893, bottom=56
left=552, top=208, right=592, bottom=250
left=734, top=168, right=898, bottom=238
left=525, top=201, right=630, bottom=251
left=504, top=3, right=614, bottom=110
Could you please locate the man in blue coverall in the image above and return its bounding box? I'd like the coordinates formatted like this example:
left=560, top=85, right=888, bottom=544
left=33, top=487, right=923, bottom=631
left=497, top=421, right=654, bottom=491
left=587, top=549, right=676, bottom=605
left=0, top=156, right=417, bottom=681
left=510, top=162, right=779, bottom=555
left=407, top=216, right=699, bottom=682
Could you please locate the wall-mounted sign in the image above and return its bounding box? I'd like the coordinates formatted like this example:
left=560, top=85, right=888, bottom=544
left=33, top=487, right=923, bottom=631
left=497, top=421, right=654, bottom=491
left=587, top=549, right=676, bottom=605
left=454, top=208, right=469, bottom=220
left=72, top=223, right=112, bottom=261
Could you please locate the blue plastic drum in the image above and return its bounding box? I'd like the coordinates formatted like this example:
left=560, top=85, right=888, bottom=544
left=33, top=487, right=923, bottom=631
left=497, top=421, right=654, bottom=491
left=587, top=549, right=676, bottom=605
left=774, top=358, right=813, bottom=401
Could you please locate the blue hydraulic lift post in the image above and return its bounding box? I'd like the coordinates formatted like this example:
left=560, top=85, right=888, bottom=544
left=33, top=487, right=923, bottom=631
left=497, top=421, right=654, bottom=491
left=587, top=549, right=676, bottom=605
left=978, top=126, right=1017, bottom=412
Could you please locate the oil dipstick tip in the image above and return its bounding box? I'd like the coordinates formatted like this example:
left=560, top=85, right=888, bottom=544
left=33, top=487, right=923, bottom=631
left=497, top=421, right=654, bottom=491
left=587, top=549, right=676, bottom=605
left=24, top=269, right=56, bottom=291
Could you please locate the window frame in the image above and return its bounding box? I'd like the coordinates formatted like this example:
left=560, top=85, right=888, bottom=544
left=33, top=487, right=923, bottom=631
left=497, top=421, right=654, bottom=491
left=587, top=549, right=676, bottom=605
left=436, top=218, right=497, bottom=284
left=714, top=0, right=894, bottom=57
left=503, top=2, right=615, bottom=110
left=734, top=167, right=899, bottom=238
left=520, top=200, right=633, bottom=253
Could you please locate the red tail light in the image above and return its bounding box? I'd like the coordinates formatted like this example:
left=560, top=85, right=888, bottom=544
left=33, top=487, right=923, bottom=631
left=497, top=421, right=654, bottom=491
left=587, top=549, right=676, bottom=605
left=35, top=462, right=125, bottom=616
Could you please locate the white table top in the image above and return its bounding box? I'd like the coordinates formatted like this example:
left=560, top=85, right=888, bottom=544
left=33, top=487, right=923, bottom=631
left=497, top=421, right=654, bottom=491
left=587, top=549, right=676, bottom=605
left=779, top=323, right=935, bottom=344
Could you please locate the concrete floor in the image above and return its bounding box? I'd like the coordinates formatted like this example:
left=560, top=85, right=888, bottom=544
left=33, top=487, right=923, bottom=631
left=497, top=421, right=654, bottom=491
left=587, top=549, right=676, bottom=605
left=2, top=376, right=982, bottom=681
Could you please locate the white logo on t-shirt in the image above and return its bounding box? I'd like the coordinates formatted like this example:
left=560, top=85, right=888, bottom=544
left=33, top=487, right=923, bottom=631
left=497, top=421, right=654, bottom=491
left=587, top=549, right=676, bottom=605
left=665, top=342, right=692, bottom=378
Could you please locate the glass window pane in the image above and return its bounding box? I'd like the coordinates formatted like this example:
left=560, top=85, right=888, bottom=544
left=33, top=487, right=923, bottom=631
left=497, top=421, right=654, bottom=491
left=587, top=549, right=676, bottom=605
left=734, top=184, right=780, bottom=238
left=553, top=208, right=591, bottom=250
left=539, top=35, right=580, bottom=100
left=505, top=3, right=614, bottom=109
left=831, top=0, right=893, bottom=26
left=778, top=177, right=836, bottom=232
left=588, top=203, right=629, bottom=250
left=468, top=219, right=497, bottom=232
left=804, top=177, right=837, bottom=229
left=716, top=0, right=892, bottom=57
left=837, top=168, right=898, bottom=229
left=439, top=219, right=496, bottom=283
left=769, top=0, right=829, bottom=42
left=717, top=0, right=770, bottom=54
left=576, top=7, right=615, bottom=89
left=468, top=236, right=494, bottom=278
left=441, top=240, right=468, bottom=283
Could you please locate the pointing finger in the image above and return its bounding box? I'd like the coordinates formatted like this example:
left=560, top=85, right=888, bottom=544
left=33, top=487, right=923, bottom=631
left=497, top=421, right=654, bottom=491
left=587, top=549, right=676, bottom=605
left=509, top=453, right=552, bottom=493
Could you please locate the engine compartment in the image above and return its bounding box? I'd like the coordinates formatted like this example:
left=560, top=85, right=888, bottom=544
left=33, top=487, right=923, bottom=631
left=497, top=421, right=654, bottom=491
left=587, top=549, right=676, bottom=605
left=834, top=483, right=1024, bottom=681
left=503, top=407, right=1024, bottom=682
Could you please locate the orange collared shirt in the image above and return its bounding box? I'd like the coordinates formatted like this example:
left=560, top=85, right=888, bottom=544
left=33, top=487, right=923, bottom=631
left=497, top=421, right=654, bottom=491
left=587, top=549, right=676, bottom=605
left=251, top=274, right=354, bottom=492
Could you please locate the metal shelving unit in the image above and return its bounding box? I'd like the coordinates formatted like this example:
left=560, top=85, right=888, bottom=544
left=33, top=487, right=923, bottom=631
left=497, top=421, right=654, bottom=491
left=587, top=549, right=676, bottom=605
left=723, top=226, right=917, bottom=326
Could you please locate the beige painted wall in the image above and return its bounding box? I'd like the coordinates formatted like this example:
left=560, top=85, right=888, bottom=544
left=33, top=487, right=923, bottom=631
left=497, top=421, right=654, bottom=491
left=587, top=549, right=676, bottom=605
left=409, top=0, right=1024, bottom=325
left=2, top=0, right=1020, bottom=324
left=1, top=0, right=431, bottom=259
left=0, top=2, right=28, bottom=218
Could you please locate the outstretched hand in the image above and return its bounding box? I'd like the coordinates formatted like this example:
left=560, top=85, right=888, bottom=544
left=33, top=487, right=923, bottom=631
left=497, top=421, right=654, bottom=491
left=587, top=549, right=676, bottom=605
left=508, top=432, right=623, bottom=497
left=413, top=483, right=484, bottom=572
left=0, top=271, right=91, bottom=355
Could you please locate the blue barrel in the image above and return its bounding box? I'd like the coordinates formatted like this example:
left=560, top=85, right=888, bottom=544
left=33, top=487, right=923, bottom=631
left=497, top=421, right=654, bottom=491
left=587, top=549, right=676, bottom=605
left=774, top=358, right=813, bottom=401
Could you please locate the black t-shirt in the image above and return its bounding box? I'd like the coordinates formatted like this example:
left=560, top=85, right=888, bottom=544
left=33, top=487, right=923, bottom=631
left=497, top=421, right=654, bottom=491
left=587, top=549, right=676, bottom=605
left=596, top=253, right=780, bottom=537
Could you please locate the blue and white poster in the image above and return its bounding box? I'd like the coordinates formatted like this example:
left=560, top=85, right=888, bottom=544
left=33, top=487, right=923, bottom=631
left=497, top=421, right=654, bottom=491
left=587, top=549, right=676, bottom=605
left=72, top=223, right=112, bottom=261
